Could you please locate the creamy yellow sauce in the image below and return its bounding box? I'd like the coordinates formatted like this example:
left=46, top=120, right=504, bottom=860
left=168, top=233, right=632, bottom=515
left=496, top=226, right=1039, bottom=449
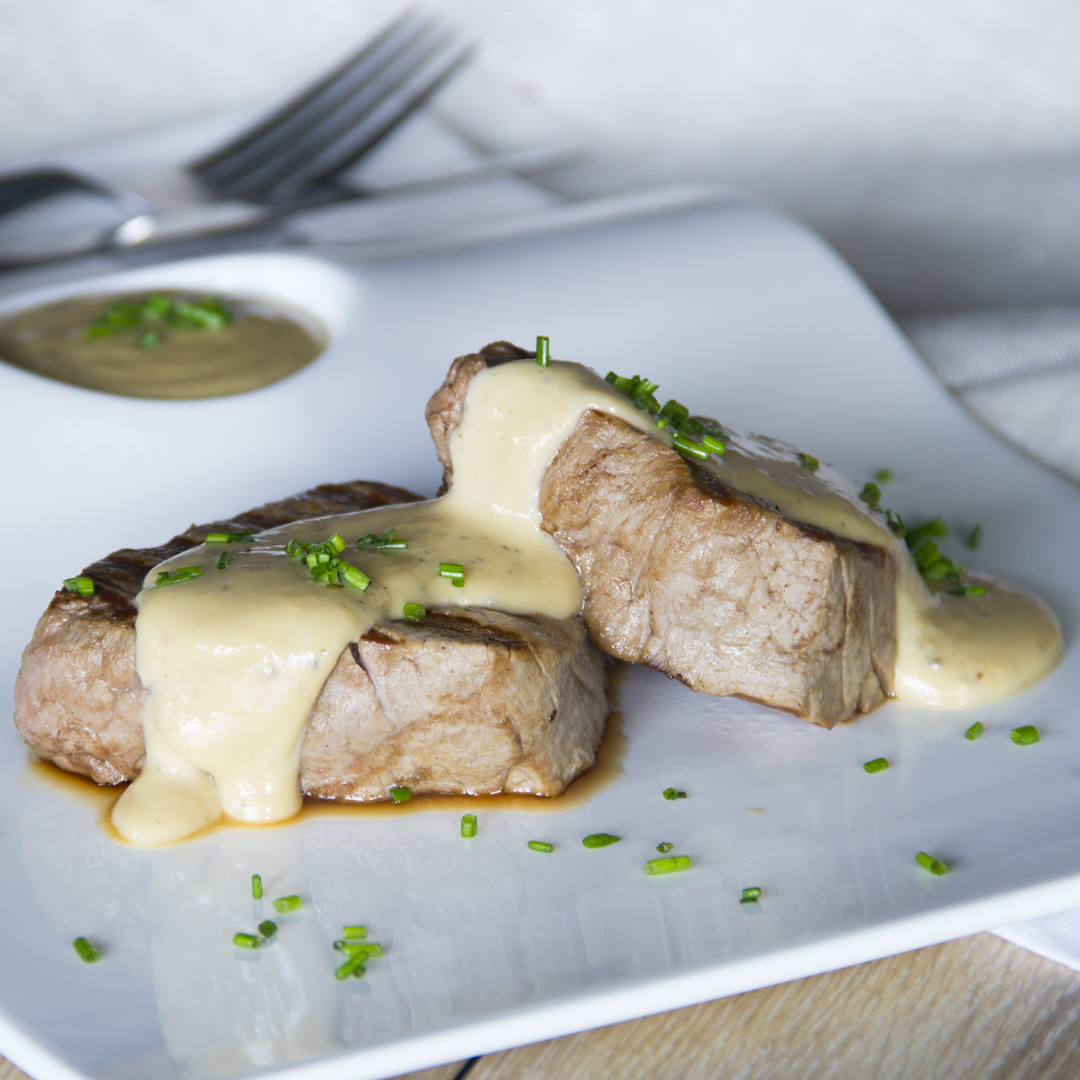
left=0, top=291, right=325, bottom=399
left=115, top=358, right=1064, bottom=846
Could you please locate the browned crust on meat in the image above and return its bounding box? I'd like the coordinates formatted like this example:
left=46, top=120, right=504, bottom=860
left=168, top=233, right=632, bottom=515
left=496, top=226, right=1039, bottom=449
left=300, top=609, right=607, bottom=800
left=426, top=344, right=897, bottom=727
left=15, top=474, right=609, bottom=798
left=14, top=479, right=423, bottom=783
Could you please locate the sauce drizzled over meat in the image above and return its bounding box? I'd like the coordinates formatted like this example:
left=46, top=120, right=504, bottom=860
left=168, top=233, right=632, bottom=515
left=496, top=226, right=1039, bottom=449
left=114, top=358, right=1063, bottom=846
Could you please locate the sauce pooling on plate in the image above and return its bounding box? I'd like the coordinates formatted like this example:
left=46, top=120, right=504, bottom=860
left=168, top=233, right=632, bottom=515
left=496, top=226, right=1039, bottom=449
left=115, top=359, right=1063, bottom=846
left=0, top=290, right=325, bottom=399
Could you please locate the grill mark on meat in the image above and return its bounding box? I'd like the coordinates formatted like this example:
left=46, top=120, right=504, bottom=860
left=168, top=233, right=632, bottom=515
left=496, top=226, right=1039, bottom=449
left=63, top=479, right=423, bottom=624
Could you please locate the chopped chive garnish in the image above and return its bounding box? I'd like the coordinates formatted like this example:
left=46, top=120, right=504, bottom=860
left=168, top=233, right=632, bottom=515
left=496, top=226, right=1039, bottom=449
left=63, top=576, right=94, bottom=596
left=1011, top=725, right=1040, bottom=746
left=258, top=920, right=277, bottom=940
left=272, top=895, right=302, bottom=914
left=251, top=874, right=263, bottom=899
left=155, top=566, right=203, bottom=588
left=342, top=925, right=367, bottom=941
left=873, top=469, right=894, bottom=484
left=863, top=757, right=890, bottom=774
left=663, top=787, right=687, bottom=801
left=860, top=481, right=882, bottom=510
left=672, top=431, right=709, bottom=460
left=335, top=941, right=382, bottom=958
left=215, top=550, right=231, bottom=571
left=73, top=937, right=101, bottom=963
left=949, top=583, right=987, bottom=596
left=84, top=294, right=233, bottom=344
left=886, top=509, right=907, bottom=538
left=535, top=335, right=550, bottom=367
left=606, top=370, right=728, bottom=446
left=798, top=452, right=819, bottom=472
left=905, top=516, right=948, bottom=549
left=528, top=840, right=554, bottom=853
left=205, top=530, right=254, bottom=544
left=403, top=602, right=426, bottom=622
left=461, top=813, right=477, bottom=838
left=334, top=950, right=371, bottom=981
left=438, top=562, right=465, bottom=587
left=390, top=785, right=412, bottom=804
left=967, top=524, right=983, bottom=550
left=337, top=561, right=371, bottom=591
left=357, top=528, right=406, bottom=550
left=644, top=855, right=692, bottom=875
left=287, top=535, right=371, bottom=589
left=582, top=832, right=620, bottom=849
left=656, top=842, right=674, bottom=853
left=233, top=932, right=262, bottom=950
left=915, top=852, right=948, bottom=876
left=740, top=886, right=763, bottom=904
left=964, top=721, right=985, bottom=741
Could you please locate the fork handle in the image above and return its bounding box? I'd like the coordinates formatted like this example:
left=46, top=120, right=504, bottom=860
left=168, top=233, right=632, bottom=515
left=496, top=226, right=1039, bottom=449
left=0, top=168, right=110, bottom=219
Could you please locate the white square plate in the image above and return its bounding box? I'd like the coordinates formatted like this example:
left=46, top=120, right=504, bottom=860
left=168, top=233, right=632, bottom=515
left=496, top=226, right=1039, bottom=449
left=1, top=196, right=1078, bottom=1080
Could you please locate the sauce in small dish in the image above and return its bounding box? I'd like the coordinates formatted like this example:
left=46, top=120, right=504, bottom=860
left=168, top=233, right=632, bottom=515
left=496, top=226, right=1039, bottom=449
left=0, top=289, right=326, bottom=399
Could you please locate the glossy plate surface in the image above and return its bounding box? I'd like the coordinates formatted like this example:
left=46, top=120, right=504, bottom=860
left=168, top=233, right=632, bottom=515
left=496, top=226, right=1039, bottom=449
left=1, top=198, right=1078, bottom=1080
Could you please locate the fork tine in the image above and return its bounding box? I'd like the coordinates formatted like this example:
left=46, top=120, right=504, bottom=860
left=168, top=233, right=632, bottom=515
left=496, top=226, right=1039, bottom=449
left=191, top=9, right=433, bottom=191
left=260, top=37, right=473, bottom=200
left=217, top=26, right=470, bottom=202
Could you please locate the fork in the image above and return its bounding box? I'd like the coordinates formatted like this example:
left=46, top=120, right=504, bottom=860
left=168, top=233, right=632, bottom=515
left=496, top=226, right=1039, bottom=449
left=0, top=10, right=471, bottom=251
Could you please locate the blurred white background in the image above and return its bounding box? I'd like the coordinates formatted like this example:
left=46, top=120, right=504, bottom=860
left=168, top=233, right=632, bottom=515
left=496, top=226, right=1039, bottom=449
left=2, top=0, right=1079, bottom=315
left=1, top=0, right=1079, bottom=477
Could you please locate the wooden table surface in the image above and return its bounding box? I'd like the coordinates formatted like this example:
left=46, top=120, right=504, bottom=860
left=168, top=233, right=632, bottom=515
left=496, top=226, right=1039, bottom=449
left=5, top=932, right=1080, bottom=1080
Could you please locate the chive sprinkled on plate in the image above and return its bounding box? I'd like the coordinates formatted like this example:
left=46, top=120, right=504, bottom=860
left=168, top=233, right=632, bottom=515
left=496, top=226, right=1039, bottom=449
left=215, top=551, right=231, bottom=571
left=582, top=833, right=620, bottom=849
left=656, top=842, right=674, bottom=854
left=644, top=855, right=691, bottom=875
left=335, top=945, right=381, bottom=980
left=873, top=469, right=894, bottom=484
left=390, top=785, right=412, bottom=804
left=797, top=452, right=819, bottom=472
left=967, top=524, right=983, bottom=550
left=342, top=926, right=367, bottom=941
left=863, top=757, right=890, bottom=774
left=915, top=852, right=948, bottom=876
left=663, top=787, right=687, bottom=801
left=63, top=576, right=94, bottom=596
left=258, top=920, right=277, bottom=940
left=461, top=813, right=477, bottom=838
left=73, top=937, right=101, bottom=963
left=403, top=602, right=426, bottom=622
left=233, top=932, right=261, bottom=950
left=438, top=562, right=465, bottom=587
left=251, top=874, right=263, bottom=900
left=272, top=895, right=302, bottom=914
left=964, top=721, right=985, bottom=741
left=740, top=886, right=763, bottom=904
left=528, top=840, right=554, bottom=853
left=535, top=335, right=550, bottom=367
left=1011, top=725, right=1040, bottom=745
left=859, top=481, right=882, bottom=510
